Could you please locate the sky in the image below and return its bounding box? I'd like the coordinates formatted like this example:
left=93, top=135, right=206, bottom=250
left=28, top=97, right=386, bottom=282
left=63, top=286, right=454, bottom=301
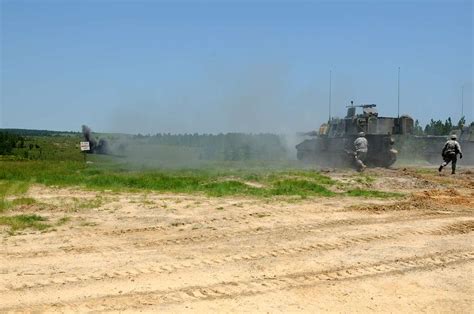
left=1, top=0, right=472, bottom=134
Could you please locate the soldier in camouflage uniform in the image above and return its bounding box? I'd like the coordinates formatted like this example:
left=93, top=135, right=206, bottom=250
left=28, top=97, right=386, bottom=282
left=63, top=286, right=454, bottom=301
left=354, top=132, right=368, bottom=171
left=438, top=134, right=463, bottom=174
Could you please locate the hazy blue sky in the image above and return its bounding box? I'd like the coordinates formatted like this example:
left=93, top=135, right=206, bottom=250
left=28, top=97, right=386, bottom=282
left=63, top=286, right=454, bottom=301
left=1, top=0, right=472, bottom=134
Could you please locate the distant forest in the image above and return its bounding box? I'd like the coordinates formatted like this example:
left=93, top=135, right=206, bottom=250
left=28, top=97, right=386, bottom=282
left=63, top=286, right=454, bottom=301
left=0, top=129, right=78, bottom=136
left=0, top=132, right=44, bottom=157
left=0, top=116, right=472, bottom=160
left=0, top=130, right=290, bottom=161
left=413, top=116, right=472, bottom=136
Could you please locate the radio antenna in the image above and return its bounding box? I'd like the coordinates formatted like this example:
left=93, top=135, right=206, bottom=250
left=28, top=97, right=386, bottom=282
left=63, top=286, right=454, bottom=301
left=397, top=67, right=400, bottom=118
left=329, top=70, right=332, bottom=121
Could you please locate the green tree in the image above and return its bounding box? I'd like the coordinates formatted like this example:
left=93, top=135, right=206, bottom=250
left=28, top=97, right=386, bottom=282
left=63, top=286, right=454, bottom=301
left=413, top=119, right=424, bottom=135
left=457, top=116, right=466, bottom=129
left=424, top=118, right=453, bottom=136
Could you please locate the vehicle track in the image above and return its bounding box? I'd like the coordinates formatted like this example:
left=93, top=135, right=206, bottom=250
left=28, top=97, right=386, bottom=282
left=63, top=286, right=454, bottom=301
left=5, top=220, right=472, bottom=291
left=8, top=250, right=472, bottom=312
left=6, top=209, right=474, bottom=259
left=3, top=211, right=469, bottom=259
left=102, top=210, right=274, bottom=236
left=120, top=212, right=474, bottom=249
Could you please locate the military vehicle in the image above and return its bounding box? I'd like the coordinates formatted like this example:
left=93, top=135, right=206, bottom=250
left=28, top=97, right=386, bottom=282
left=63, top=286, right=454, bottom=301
left=411, top=125, right=474, bottom=165
left=296, top=102, right=414, bottom=168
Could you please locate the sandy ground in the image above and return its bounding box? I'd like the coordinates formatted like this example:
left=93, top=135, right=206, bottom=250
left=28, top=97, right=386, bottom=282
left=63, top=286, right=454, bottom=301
left=1, top=167, right=473, bottom=313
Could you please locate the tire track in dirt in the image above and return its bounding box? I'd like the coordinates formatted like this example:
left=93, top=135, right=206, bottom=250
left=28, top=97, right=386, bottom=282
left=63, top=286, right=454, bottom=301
left=102, top=210, right=273, bottom=236
left=0, top=210, right=275, bottom=249
left=100, top=208, right=469, bottom=237
left=2, top=212, right=471, bottom=259
left=5, top=220, right=473, bottom=291
left=9, top=250, right=473, bottom=312
left=130, top=213, right=473, bottom=249
left=431, top=220, right=474, bottom=235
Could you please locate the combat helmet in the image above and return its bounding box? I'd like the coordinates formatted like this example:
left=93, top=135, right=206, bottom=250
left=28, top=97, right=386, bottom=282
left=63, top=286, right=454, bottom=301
left=358, top=132, right=365, bottom=137
left=450, top=134, right=457, bottom=140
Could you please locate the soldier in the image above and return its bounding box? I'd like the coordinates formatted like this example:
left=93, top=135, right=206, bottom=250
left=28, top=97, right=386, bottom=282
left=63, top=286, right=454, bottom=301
left=438, top=134, right=463, bottom=174
left=354, top=132, right=368, bottom=171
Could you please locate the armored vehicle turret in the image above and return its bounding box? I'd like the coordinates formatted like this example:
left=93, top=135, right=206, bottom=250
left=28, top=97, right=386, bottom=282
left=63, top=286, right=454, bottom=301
left=296, top=102, right=414, bottom=168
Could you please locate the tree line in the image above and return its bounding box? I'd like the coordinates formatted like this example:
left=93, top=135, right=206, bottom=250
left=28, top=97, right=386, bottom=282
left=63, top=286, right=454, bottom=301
left=0, top=128, right=78, bottom=137
left=0, top=132, right=26, bottom=155
left=0, top=132, right=42, bottom=157
left=1, top=117, right=472, bottom=161
left=412, top=116, right=471, bottom=136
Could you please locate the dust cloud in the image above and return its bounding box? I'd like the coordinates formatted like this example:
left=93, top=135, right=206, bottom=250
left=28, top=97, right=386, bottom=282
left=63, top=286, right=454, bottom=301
left=85, top=61, right=344, bottom=168
left=105, top=62, right=336, bottom=135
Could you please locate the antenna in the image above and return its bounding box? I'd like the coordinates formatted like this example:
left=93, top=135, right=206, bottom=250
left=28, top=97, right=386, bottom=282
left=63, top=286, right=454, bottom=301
left=328, top=70, right=332, bottom=121
left=397, top=67, right=400, bottom=118
left=461, top=85, right=464, bottom=118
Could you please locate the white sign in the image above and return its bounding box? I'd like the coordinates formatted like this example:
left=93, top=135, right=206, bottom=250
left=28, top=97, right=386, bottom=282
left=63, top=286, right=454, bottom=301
left=80, top=141, right=90, bottom=151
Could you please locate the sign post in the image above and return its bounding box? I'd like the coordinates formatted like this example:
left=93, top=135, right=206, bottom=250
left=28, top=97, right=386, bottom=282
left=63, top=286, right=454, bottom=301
left=80, top=141, right=90, bottom=163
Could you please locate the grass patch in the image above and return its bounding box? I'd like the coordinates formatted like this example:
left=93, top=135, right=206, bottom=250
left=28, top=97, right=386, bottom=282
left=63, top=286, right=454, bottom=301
left=11, top=197, right=37, bottom=206
left=0, top=214, right=50, bottom=234
left=0, top=180, right=34, bottom=213
left=354, top=174, right=375, bottom=184
left=56, top=216, right=71, bottom=226
left=0, top=199, right=11, bottom=213
left=0, top=181, right=31, bottom=197
left=346, top=189, right=403, bottom=198
left=72, top=197, right=106, bottom=211
left=284, top=171, right=336, bottom=185
left=414, top=168, right=439, bottom=174
left=0, top=160, right=401, bottom=199
left=204, top=181, right=263, bottom=197
left=270, top=179, right=335, bottom=197
left=1, top=197, right=38, bottom=213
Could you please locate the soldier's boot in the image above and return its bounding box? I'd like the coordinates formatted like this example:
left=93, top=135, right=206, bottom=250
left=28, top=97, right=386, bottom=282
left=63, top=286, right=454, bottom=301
left=355, top=159, right=365, bottom=172
left=451, top=159, right=457, bottom=174
left=439, top=160, right=449, bottom=172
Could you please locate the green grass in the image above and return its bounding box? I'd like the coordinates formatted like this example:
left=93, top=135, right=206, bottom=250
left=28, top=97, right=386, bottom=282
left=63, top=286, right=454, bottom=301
left=0, top=211, right=67, bottom=235
left=270, top=179, right=335, bottom=197
left=1, top=197, right=37, bottom=213
left=71, top=197, right=106, bottom=211
left=0, top=160, right=402, bottom=199
left=282, top=171, right=337, bottom=185
left=0, top=199, right=11, bottom=213
left=345, top=189, right=404, bottom=198
left=414, top=168, right=439, bottom=174
left=353, top=174, right=375, bottom=184
left=204, top=180, right=263, bottom=197
left=0, top=181, right=30, bottom=197
left=0, top=181, right=33, bottom=213
left=0, top=214, right=50, bottom=234
left=11, top=197, right=37, bottom=206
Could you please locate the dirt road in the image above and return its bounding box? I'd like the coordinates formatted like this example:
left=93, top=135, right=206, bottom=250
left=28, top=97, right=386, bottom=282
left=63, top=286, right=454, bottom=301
left=1, top=168, right=473, bottom=312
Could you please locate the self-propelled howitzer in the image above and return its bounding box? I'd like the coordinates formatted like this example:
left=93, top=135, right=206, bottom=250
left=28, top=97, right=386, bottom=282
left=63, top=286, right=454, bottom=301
left=296, top=102, right=414, bottom=168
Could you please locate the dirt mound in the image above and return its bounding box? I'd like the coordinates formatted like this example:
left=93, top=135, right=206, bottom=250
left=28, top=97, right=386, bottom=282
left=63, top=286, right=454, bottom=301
left=396, top=168, right=474, bottom=189
left=352, top=188, right=473, bottom=212
left=413, top=188, right=473, bottom=206
left=433, top=221, right=474, bottom=235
